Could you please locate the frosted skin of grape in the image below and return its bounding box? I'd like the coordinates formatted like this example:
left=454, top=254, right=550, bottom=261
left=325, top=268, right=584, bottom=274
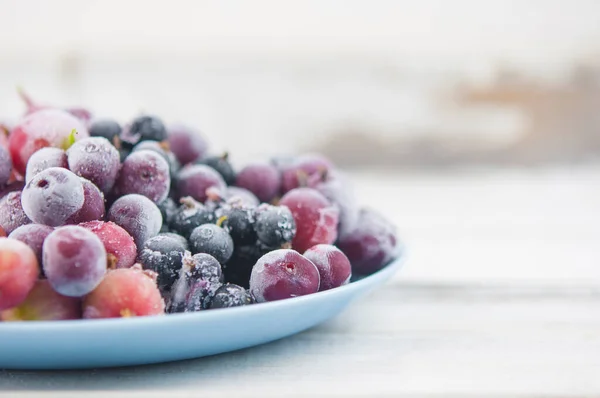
left=0, top=145, right=11, bottom=186
left=0, top=280, right=81, bottom=321
left=83, top=267, right=165, bottom=319
left=225, top=186, right=260, bottom=207
left=8, top=109, right=89, bottom=175
left=132, top=141, right=181, bottom=180
left=25, top=147, right=68, bottom=183
left=279, top=187, right=339, bottom=253
left=66, top=178, right=105, bottom=224
left=315, top=172, right=359, bottom=236
left=235, top=163, right=281, bottom=203
left=0, top=238, right=40, bottom=310
left=67, top=137, right=120, bottom=194
left=80, top=221, right=137, bottom=269
left=43, top=226, right=107, bottom=297
left=303, top=244, right=352, bottom=291
left=21, top=167, right=85, bottom=227
left=281, top=154, right=333, bottom=194
left=114, top=150, right=171, bottom=203
left=167, top=124, right=208, bottom=165
left=249, top=249, right=320, bottom=302
left=337, top=208, right=398, bottom=275
left=108, top=194, right=162, bottom=249
left=176, top=164, right=226, bottom=203
left=0, top=191, right=31, bottom=234
left=8, top=224, right=54, bottom=268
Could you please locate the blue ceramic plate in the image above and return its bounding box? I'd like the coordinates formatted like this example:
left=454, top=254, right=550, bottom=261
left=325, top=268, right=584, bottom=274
left=0, top=255, right=403, bottom=370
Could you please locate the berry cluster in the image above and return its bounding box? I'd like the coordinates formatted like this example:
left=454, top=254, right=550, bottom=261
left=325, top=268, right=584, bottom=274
left=0, top=92, right=399, bottom=321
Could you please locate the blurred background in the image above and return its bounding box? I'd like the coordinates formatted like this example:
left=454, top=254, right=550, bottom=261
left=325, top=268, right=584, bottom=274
left=1, top=0, right=599, bottom=283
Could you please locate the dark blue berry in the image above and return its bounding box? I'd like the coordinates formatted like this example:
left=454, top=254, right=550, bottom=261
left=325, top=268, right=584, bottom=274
left=189, top=224, right=234, bottom=264
left=157, top=197, right=178, bottom=226
left=254, top=204, right=296, bottom=248
left=89, top=119, right=121, bottom=142
left=129, top=115, right=167, bottom=142
left=209, top=283, right=254, bottom=309
left=170, top=197, right=215, bottom=238
left=216, top=204, right=257, bottom=245
left=138, top=234, right=187, bottom=294
left=223, top=244, right=266, bottom=288
left=196, top=153, right=236, bottom=185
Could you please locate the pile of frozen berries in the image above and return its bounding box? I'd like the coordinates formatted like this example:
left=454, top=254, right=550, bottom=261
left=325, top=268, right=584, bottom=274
left=0, top=92, right=399, bottom=321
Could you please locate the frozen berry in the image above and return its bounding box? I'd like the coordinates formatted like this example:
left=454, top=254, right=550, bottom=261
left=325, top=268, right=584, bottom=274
left=0, top=191, right=31, bottom=234
left=0, top=145, right=12, bottom=187
left=80, top=221, right=137, bottom=269
left=108, top=194, right=162, bottom=248
left=170, top=196, right=215, bottom=238
left=281, top=154, right=333, bottom=193
left=235, top=163, right=281, bottom=203
left=89, top=118, right=121, bottom=142
left=249, top=249, right=320, bottom=302
left=216, top=204, right=257, bottom=245
left=21, top=167, right=85, bottom=227
left=159, top=232, right=189, bottom=250
left=254, top=204, right=296, bottom=248
left=315, top=172, right=359, bottom=235
left=128, top=115, right=167, bottom=142
left=223, top=244, right=266, bottom=288
left=138, top=234, right=187, bottom=294
left=169, top=253, right=222, bottom=312
left=65, top=178, right=105, bottom=224
left=303, top=244, right=351, bottom=290
left=279, top=187, right=339, bottom=253
left=189, top=224, right=234, bottom=264
left=8, top=223, right=53, bottom=268
left=167, top=124, right=208, bottom=165
left=83, top=266, right=165, bottom=319
left=209, top=284, right=253, bottom=309
left=337, top=208, right=398, bottom=275
left=25, top=147, right=68, bottom=183
left=133, top=140, right=181, bottom=178
left=196, top=153, right=236, bottom=185
left=43, top=226, right=107, bottom=297
left=176, top=164, right=226, bottom=203
left=157, top=197, right=178, bottom=226
left=0, top=238, right=39, bottom=310
left=1, top=280, right=81, bottom=321
left=225, top=186, right=260, bottom=207
left=114, top=150, right=170, bottom=203
left=67, top=137, right=120, bottom=194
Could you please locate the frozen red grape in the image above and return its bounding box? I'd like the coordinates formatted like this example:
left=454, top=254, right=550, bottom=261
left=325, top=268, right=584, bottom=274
left=43, top=226, right=107, bottom=297
left=21, top=167, right=85, bottom=227
left=249, top=249, right=320, bottom=302
left=132, top=140, right=181, bottom=180
left=279, top=187, right=339, bottom=253
left=25, top=147, right=68, bottom=183
left=8, top=223, right=54, bottom=268
left=18, top=88, right=92, bottom=123
left=0, top=145, right=11, bottom=186
left=235, top=163, right=281, bottom=203
left=0, top=238, right=39, bottom=310
left=1, top=280, right=81, bottom=321
left=303, top=244, right=351, bottom=291
left=114, top=149, right=170, bottom=203
left=80, top=221, right=137, bottom=269
left=0, top=191, right=31, bottom=234
left=83, top=266, right=165, bottom=319
left=281, top=154, right=333, bottom=193
left=108, top=194, right=162, bottom=248
left=67, top=137, right=120, bottom=194
left=314, top=172, right=359, bottom=236
left=8, top=109, right=88, bottom=175
left=66, top=178, right=105, bottom=224
left=196, top=153, right=236, bottom=185
left=225, top=186, right=260, bottom=207
left=167, top=123, right=208, bottom=165
left=176, top=164, right=226, bottom=203
left=337, top=208, right=398, bottom=275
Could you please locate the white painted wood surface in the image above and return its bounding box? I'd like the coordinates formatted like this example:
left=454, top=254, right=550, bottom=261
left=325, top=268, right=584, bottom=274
left=2, top=167, right=599, bottom=397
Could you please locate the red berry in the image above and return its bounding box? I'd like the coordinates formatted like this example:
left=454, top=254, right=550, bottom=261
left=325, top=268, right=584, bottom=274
left=303, top=244, right=351, bottom=291
left=83, top=266, right=165, bottom=319
left=1, top=280, right=81, bottom=321
left=0, top=237, right=40, bottom=310
left=80, top=221, right=137, bottom=269
left=279, top=187, right=339, bottom=253
left=280, top=154, right=333, bottom=193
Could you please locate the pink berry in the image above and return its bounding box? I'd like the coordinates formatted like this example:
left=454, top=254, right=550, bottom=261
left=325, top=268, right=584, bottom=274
left=25, top=147, right=68, bottom=183
left=8, top=223, right=54, bottom=267
left=0, top=237, right=40, bottom=310
left=83, top=266, right=165, bottom=319
left=176, top=164, right=226, bottom=203
left=114, top=150, right=171, bottom=203
left=65, top=178, right=105, bottom=224
left=1, top=280, right=81, bottom=321
left=107, top=194, right=162, bottom=248
left=249, top=249, right=320, bottom=302
left=235, top=163, right=281, bottom=203
left=337, top=208, right=398, bottom=275
left=80, top=221, right=137, bottom=269
left=167, top=124, right=208, bottom=165
left=279, top=187, right=339, bottom=253
left=67, top=137, right=120, bottom=194
left=280, top=154, right=333, bottom=194
left=303, top=244, right=351, bottom=291
left=0, top=191, right=31, bottom=234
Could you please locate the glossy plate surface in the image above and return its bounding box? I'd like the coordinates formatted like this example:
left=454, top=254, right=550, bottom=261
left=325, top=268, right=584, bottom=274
left=0, top=255, right=403, bottom=370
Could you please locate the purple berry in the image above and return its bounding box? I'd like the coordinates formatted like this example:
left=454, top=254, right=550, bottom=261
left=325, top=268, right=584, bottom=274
left=189, top=224, right=234, bottom=264
left=225, top=186, right=260, bottom=207
left=108, top=194, right=162, bottom=248
left=25, top=147, right=68, bottom=183
left=21, top=167, right=85, bottom=227
left=235, top=163, right=281, bottom=203
left=167, top=124, right=208, bottom=165
left=196, top=153, right=236, bottom=185
left=133, top=140, right=181, bottom=179
left=8, top=223, right=54, bottom=269
left=281, top=154, right=333, bottom=193
left=0, top=146, right=12, bottom=186
left=66, top=178, right=105, bottom=224
left=43, top=226, right=107, bottom=297
left=314, top=172, right=359, bottom=236
left=337, top=208, right=398, bottom=275
left=0, top=191, right=31, bottom=234
left=67, top=137, right=120, bottom=194
left=303, top=244, right=351, bottom=291
left=114, top=150, right=171, bottom=203
left=249, top=249, right=320, bottom=302
left=176, top=164, right=226, bottom=203
left=209, top=283, right=254, bottom=309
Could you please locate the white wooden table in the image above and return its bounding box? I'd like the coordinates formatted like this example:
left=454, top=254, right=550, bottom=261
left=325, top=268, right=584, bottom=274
left=2, top=166, right=600, bottom=397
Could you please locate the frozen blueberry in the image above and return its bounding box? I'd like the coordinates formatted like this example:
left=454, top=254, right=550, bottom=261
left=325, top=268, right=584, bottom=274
left=137, top=234, right=187, bottom=294
left=189, top=224, right=234, bottom=264
left=209, top=283, right=254, bottom=309
left=170, top=196, right=215, bottom=239
left=196, top=153, right=236, bottom=185
left=215, top=204, right=257, bottom=245
left=254, top=204, right=296, bottom=248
